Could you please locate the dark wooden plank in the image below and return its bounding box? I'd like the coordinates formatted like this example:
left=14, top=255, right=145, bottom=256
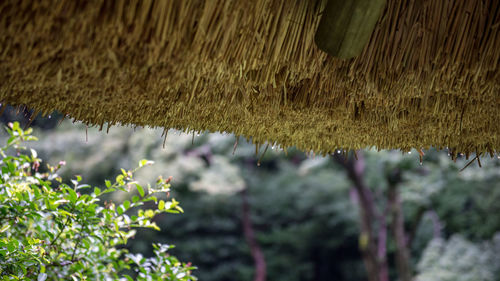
left=315, top=0, right=387, bottom=58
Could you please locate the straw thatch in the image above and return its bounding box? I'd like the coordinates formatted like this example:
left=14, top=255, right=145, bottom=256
left=1, top=0, right=499, bottom=156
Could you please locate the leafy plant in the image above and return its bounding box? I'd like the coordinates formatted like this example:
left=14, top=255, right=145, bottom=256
left=0, top=122, right=196, bottom=280
left=416, top=234, right=500, bottom=281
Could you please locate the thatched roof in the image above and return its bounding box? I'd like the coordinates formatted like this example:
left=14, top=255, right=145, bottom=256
left=1, top=0, right=499, bottom=156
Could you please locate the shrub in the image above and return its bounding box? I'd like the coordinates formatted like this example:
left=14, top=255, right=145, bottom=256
left=0, top=122, right=196, bottom=280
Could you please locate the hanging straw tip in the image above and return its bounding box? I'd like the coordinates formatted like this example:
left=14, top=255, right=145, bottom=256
left=233, top=136, right=239, bottom=155
left=353, top=150, right=358, bottom=160
left=418, top=149, right=425, bottom=165
left=162, top=129, right=168, bottom=149
left=24, top=110, right=39, bottom=130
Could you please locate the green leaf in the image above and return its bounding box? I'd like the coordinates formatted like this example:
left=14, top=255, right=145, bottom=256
left=0, top=224, right=10, bottom=233
left=117, top=206, right=124, bottom=215
left=123, top=200, right=131, bottom=210
left=175, top=205, right=184, bottom=213
left=132, top=195, right=140, bottom=203
left=44, top=198, right=53, bottom=210
left=136, top=184, right=145, bottom=197
left=144, top=196, right=158, bottom=203
left=7, top=136, right=15, bottom=146
left=144, top=209, right=154, bottom=218
left=59, top=210, right=75, bottom=217
left=158, top=200, right=165, bottom=210
left=139, top=159, right=153, bottom=167
left=116, top=175, right=124, bottom=185
left=7, top=240, right=18, bottom=252
left=94, top=187, right=101, bottom=196
left=67, top=188, right=77, bottom=203
left=12, top=121, right=19, bottom=131
left=86, top=203, right=98, bottom=213
left=123, top=275, right=134, bottom=281
left=150, top=223, right=160, bottom=231
left=105, top=180, right=111, bottom=188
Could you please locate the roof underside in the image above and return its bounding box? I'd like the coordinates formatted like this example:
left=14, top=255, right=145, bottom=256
left=1, top=0, right=499, bottom=155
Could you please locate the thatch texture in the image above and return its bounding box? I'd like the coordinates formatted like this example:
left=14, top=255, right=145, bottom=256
left=1, top=0, right=499, bottom=155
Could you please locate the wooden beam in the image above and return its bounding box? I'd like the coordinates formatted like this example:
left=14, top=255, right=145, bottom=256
left=315, top=0, right=387, bottom=59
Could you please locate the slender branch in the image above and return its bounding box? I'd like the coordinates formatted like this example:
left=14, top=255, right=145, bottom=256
left=408, top=206, right=426, bottom=247
left=49, top=216, right=71, bottom=247
left=428, top=210, right=443, bottom=238
left=241, top=188, right=267, bottom=281
left=333, top=152, right=387, bottom=281
left=386, top=171, right=413, bottom=281
left=375, top=206, right=389, bottom=281
left=45, top=257, right=82, bottom=268
left=71, top=239, right=81, bottom=261
left=71, top=223, right=87, bottom=261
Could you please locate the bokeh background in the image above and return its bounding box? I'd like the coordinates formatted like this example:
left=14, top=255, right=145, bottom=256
left=1, top=107, right=499, bottom=281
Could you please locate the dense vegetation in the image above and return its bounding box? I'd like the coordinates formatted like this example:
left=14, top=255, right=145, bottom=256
left=1, top=109, right=499, bottom=281
left=0, top=122, right=196, bottom=280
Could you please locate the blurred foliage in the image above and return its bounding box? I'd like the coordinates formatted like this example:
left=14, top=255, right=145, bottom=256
left=1, top=112, right=499, bottom=281
left=416, top=234, right=500, bottom=281
left=0, top=122, right=196, bottom=280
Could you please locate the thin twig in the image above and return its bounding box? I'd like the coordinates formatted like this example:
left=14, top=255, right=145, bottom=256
left=257, top=143, right=269, bottom=166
